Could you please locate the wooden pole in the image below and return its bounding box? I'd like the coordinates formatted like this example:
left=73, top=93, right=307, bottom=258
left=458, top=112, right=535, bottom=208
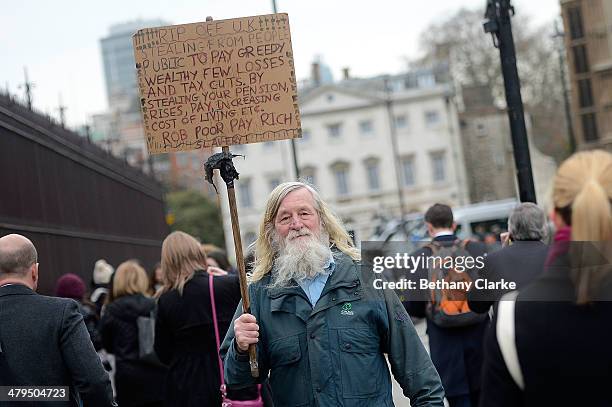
left=203, top=15, right=258, bottom=377
left=221, top=145, right=259, bottom=377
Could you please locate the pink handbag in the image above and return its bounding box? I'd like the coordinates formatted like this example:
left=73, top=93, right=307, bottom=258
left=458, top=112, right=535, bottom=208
left=209, top=274, right=263, bottom=407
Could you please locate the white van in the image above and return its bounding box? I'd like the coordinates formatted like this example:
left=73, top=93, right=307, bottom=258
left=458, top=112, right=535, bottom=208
left=453, top=198, right=518, bottom=239
left=370, top=199, right=519, bottom=243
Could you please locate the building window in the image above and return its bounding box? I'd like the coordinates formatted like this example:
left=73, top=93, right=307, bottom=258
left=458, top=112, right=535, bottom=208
left=417, top=73, right=435, bottom=87
left=334, top=169, right=349, bottom=196
left=238, top=179, right=253, bottom=208
left=395, top=115, right=408, bottom=130
left=476, top=123, right=487, bottom=137
left=153, top=155, right=170, bottom=173
left=364, top=158, right=381, bottom=191
left=494, top=154, right=506, bottom=168
left=425, top=110, right=440, bottom=128
left=331, top=162, right=350, bottom=196
left=300, top=166, right=317, bottom=187
left=568, top=7, right=584, bottom=40
left=430, top=152, right=446, bottom=183
left=177, top=152, right=189, bottom=167
left=581, top=113, right=599, bottom=142
left=403, top=76, right=417, bottom=89
left=191, top=152, right=202, bottom=169
left=327, top=123, right=342, bottom=139
left=578, top=79, right=594, bottom=108
left=269, top=177, right=281, bottom=191
left=401, top=156, right=416, bottom=187
left=359, top=120, right=374, bottom=136
left=572, top=45, right=589, bottom=74
left=299, top=129, right=311, bottom=143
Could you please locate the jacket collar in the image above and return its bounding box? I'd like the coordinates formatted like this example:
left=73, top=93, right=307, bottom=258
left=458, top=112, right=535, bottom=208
left=266, top=251, right=361, bottom=322
left=319, top=251, right=359, bottom=298
left=0, top=283, right=36, bottom=297
left=432, top=234, right=457, bottom=242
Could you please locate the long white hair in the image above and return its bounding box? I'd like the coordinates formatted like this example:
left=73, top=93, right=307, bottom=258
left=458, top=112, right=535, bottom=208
left=251, top=182, right=360, bottom=283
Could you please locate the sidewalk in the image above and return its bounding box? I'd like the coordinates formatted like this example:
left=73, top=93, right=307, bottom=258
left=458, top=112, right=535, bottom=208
left=390, top=318, right=440, bottom=407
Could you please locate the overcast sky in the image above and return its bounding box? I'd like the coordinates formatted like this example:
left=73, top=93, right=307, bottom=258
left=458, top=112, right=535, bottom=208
left=1, top=0, right=560, bottom=127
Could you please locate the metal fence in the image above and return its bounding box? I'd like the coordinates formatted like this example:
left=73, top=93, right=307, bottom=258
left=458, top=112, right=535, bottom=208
left=0, top=92, right=169, bottom=295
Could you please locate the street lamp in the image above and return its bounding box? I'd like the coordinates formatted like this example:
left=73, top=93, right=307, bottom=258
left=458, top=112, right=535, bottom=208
left=383, top=76, right=407, bottom=221
left=271, top=0, right=300, bottom=180
left=484, top=0, right=537, bottom=203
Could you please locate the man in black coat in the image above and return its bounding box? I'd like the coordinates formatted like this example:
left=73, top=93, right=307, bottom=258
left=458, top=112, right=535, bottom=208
left=468, top=202, right=549, bottom=314
left=404, top=204, right=489, bottom=407
left=0, top=233, right=115, bottom=407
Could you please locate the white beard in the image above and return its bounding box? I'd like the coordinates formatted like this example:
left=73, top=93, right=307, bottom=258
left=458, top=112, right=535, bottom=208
left=269, top=227, right=332, bottom=289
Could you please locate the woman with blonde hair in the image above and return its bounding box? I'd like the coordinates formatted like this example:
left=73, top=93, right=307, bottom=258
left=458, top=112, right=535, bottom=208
left=154, top=231, right=265, bottom=406
left=480, top=150, right=612, bottom=407
left=100, top=260, right=166, bottom=407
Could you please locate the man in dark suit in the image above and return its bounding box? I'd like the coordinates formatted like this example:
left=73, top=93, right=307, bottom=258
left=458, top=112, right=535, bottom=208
left=0, top=234, right=115, bottom=407
left=404, top=204, right=488, bottom=407
left=468, top=202, right=549, bottom=313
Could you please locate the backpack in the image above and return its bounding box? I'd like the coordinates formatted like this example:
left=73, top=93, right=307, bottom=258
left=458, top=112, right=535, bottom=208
left=424, top=239, right=488, bottom=328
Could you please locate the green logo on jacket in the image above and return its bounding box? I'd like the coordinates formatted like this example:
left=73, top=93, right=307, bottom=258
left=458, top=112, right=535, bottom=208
left=340, top=302, right=354, bottom=316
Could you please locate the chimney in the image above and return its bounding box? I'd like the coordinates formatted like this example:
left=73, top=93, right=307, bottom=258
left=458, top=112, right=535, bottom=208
left=311, top=62, right=321, bottom=87
left=342, top=67, right=350, bottom=80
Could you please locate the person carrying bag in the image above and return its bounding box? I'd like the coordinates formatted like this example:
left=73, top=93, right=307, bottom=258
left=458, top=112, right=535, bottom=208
left=209, top=274, right=263, bottom=407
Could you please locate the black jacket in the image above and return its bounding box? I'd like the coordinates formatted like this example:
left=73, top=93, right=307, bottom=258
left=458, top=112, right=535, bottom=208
left=100, top=294, right=167, bottom=406
left=0, top=284, right=114, bottom=407
left=79, top=301, right=103, bottom=351
left=404, top=235, right=489, bottom=398
left=155, top=271, right=270, bottom=407
left=480, top=251, right=612, bottom=406
left=468, top=240, right=548, bottom=313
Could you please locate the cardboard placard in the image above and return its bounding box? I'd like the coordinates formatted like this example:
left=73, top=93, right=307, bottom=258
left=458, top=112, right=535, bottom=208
left=133, top=13, right=301, bottom=154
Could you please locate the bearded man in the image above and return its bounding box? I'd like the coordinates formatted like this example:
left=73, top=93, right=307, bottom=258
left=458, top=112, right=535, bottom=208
left=220, top=182, right=444, bottom=407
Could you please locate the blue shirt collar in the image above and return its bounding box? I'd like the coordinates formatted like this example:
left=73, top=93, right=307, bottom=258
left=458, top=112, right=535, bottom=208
left=300, top=252, right=335, bottom=284
left=323, top=252, right=336, bottom=275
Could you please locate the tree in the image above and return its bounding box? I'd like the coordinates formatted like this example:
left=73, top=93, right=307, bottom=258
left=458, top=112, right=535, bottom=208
left=165, top=189, right=226, bottom=249
left=412, top=7, right=569, bottom=161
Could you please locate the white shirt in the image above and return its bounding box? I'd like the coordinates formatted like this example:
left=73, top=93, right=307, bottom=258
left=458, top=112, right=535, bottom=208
left=433, top=230, right=454, bottom=238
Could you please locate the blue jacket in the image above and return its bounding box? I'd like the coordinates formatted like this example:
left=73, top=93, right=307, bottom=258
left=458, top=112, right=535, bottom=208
left=220, top=251, right=444, bottom=407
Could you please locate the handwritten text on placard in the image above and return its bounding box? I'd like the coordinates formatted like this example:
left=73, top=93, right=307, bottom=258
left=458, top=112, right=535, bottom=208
left=133, top=14, right=301, bottom=154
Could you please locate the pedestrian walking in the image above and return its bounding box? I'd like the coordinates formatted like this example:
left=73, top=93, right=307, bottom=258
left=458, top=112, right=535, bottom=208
left=155, top=231, right=265, bottom=406
left=404, top=203, right=488, bottom=407
left=100, top=260, right=167, bottom=407
left=91, top=259, right=114, bottom=316
left=468, top=203, right=549, bottom=314
left=480, top=150, right=612, bottom=406
left=55, top=272, right=103, bottom=351
left=0, top=233, right=114, bottom=406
